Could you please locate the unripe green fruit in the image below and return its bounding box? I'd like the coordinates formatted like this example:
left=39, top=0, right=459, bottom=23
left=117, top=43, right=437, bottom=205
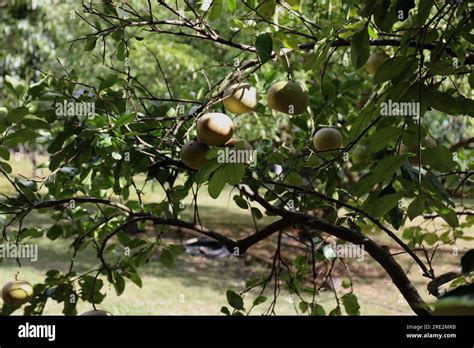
left=223, top=83, right=258, bottom=114
left=80, top=310, right=113, bottom=316
left=365, top=53, right=389, bottom=75
left=196, top=113, right=234, bottom=146
left=399, top=136, right=437, bottom=165
left=267, top=80, right=309, bottom=115
left=313, top=128, right=343, bottom=152
left=180, top=141, right=209, bottom=170
left=352, top=145, right=367, bottom=164
left=2, top=281, right=34, bottom=306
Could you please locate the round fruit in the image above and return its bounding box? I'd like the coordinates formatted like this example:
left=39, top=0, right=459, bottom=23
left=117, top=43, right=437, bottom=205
left=365, top=52, right=389, bottom=75
left=352, top=145, right=367, bottom=164
left=180, top=141, right=209, bottom=170
left=400, top=136, right=437, bottom=165
left=80, top=310, right=113, bottom=316
left=2, top=281, right=34, bottom=306
left=313, top=128, right=343, bottom=152
left=223, top=83, right=258, bottom=114
left=267, top=80, right=309, bottom=115
left=196, top=113, right=234, bottom=146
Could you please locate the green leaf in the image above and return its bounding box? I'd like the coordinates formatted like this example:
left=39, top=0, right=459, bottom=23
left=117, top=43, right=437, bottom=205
left=113, top=272, right=126, bottom=296
left=159, top=249, right=175, bottom=268
left=84, top=36, right=98, bottom=51
left=424, top=233, right=438, bottom=246
left=389, top=204, right=404, bottom=230
left=417, top=0, right=433, bottom=26
left=351, top=25, right=370, bottom=69
left=255, top=33, right=273, bottom=64
left=196, top=161, right=222, bottom=184
left=0, top=162, right=12, bottom=174
left=20, top=228, right=44, bottom=240
left=4, top=129, right=37, bottom=146
left=367, top=127, right=404, bottom=152
left=310, top=303, right=326, bottom=316
left=123, top=268, right=142, bottom=288
left=0, top=146, right=10, bottom=160
left=423, top=145, right=456, bottom=172
left=364, top=192, right=404, bottom=218
left=208, top=166, right=227, bottom=199
left=425, top=61, right=460, bottom=76
left=117, top=41, right=126, bottom=61
left=257, top=0, right=276, bottom=20
left=433, top=204, right=459, bottom=228
left=407, top=196, right=425, bottom=220
left=7, top=106, right=29, bottom=122
left=461, top=250, right=474, bottom=274
left=233, top=195, right=248, bottom=209
left=79, top=276, right=105, bottom=304
left=374, top=57, right=416, bottom=84
left=341, top=293, right=360, bottom=315
left=428, top=174, right=453, bottom=207
left=253, top=295, right=267, bottom=306
left=299, top=301, right=308, bottom=313
left=99, top=74, right=119, bottom=91
left=208, top=0, right=223, bottom=20
left=227, top=0, right=237, bottom=12
left=223, top=163, right=245, bottom=185
left=4, top=75, right=25, bottom=99
left=115, top=113, right=135, bottom=128
left=373, top=155, right=407, bottom=180
left=226, top=290, right=244, bottom=310
left=47, top=225, right=64, bottom=240
left=251, top=207, right=263, bottom=220
left=304, top=38, right=331, bottom=72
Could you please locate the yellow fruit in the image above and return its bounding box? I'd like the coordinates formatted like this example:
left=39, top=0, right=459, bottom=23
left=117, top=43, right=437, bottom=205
left=80, top=310, right=113, bottom=316
left=365, top=53, right=389, bottom=75
left=180, top=141, right=209, bottom=170
left=196, top=113, right=234, bottom=146
left=400, top=136, right=437, bottom=165
left=267, top=80, right=309, bottom=115
left=223, top=83, right=258, bottom=114
left=2, top=281, right=34, bottom=306
left=352, top=145, right=367, bottom=164
left=313, top=128, right=343, bottom=152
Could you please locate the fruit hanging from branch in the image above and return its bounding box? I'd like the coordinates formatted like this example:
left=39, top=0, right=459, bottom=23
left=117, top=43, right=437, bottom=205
left=223, top=83, right=258, bottom=114
left=180, top=141, right=209, bottom=170
left=1, top=280, right=34, bottom=306
left=196, top=113, right=234, bottom=146
left=313, top=128, right=343, bottom=152
left=267, top=80, right=309, bottom=115
left=365, top=52, right=389, bottom=75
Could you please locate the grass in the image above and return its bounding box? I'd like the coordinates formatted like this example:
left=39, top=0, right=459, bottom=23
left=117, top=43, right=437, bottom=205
left=0, top=155, right=472, bottom=315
